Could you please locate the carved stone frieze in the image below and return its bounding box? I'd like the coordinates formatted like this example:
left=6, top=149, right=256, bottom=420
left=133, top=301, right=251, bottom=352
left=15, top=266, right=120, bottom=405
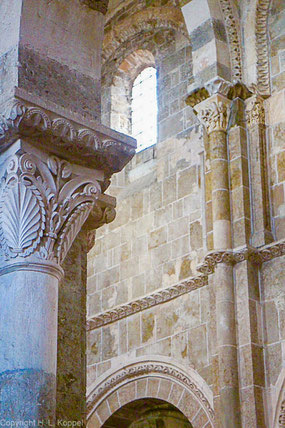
left=0, top=92, right=136, bottom=175
left=87, top=361, right=214, bottom=421
left=0, top=145, right=101, bottom=265
left=87, top=275, right=208, bottom=330
left=197, top=101, right=230, bottom=134
left=218, top=0, right=242, bottom=81
left=279, top=400, right=285, bottom=426
left=80, top=0, right=109, bottom=14
left=256, top=0, right=271, bottom=95
left=245, top=95, right=266, bottom=127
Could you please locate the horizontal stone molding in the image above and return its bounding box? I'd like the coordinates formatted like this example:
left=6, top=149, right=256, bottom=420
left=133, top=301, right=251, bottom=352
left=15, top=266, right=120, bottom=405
left=197, top=240, right=285, bottom=274
left=0, top=89, right=136, bottom=175
left=87, top=359, right=215, bottom=425
left=87, top=240, right=285, bottom=330
left=87, top=275, right=208, bottom=330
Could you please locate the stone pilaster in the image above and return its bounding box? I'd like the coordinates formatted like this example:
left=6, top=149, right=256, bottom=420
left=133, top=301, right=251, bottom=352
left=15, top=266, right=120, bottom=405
left=56, top=195, right=116, bottom=424
left=245, top=95, right=273, bottom=247
left=194, top=92, right=241, bottom=427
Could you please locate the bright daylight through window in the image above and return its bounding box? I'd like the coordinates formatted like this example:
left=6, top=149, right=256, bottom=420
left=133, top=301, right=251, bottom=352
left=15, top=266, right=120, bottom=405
left=131, top=67, right=158, bottom=152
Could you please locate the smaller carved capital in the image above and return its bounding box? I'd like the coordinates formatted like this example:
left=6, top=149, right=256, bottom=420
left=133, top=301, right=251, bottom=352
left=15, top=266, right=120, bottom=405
left=186, top=87, right=210, bottom=108
left=195, top=95, right=231, bottom=134
left=245, top=95, right=266, bottom=127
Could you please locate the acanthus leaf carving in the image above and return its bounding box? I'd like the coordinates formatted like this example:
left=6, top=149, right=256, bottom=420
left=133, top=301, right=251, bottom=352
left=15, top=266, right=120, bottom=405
left=0, top=149, right=102, bottom=266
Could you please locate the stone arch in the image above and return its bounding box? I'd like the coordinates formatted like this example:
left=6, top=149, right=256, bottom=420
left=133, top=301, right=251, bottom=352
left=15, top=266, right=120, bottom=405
left=273, top=370, right=285, bottom=427
left=180, top=0, right=241, bottom=85
left=87, top=358, right=215, bottom=427
left=102, top=6, right=188, bottom=67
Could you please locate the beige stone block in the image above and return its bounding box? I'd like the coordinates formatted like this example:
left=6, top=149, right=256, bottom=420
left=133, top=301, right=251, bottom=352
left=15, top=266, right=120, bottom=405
left=252, top=343, right=265, bottom=387
left=128, top=313, right=141, bottom=350
left=272, top=183, right=285, bottom=216
left=171, top=235, right=190, bottom=258
left=193, top=407, right=209, bottom=427
left=173, top=199, right=183, bottom=219
left=87, top=329, right=101, bottom=365
left=87, top=291, right=101, bottom=317
left=264, top=300, right=279, bottom=344
left=168, top=216, right=189, bottom=241
left=136, top=378, right=147, bottom=398
left=190, top=220, right=203, bottom=250
left=212, top=189, right=230, bottom=221
left=147, top=378, right=160, bottom=397
left=131, top=191, right=144, bottom=220
left=154, top=204, right=173, bottom=227
left=266, top=90, right=285, bottom=125
left=178, top=256, right=193, bottom=280
left=265, top=342, right=282, bottom=385
left=118, top=319, right=127, bottom=355
left=98, top=266, right=120, bottom=290
left=157, top=378, right=173, bottom=401
left=188, top=324, right=208, bottom=369
left=205, top=171, right=212, bottom=202
left=179, top=390, right=201, bottom=422
left=87, top=413, right=101, bottom=428
left=219, top=345, right=238, bottom=388
left=261, top=257, right=285, bottom=300
left=239, top=345, right=254, bottom=388
left=171, top=332, right=188, bottom=361
left=148, top=226, right=167, bottom=249
left=96, top=401, right=110, bottom=425
left=107, top=392, right=120, bottom=414
left=121, top=258, right=137, bottom=280
left=102, top=324, right=118, bottom=360
left=168, top=382, right=184, bottom=407
left=96, top=360, right=111, bottom=378
left=106, top=230, right=121, bottom=250
left=151, top=243, right=171, bottom=266
left=120, top=242, right=131, bottom=262
left=150, top=181, right=163, bottom=211
left=119, top=382, right=136, bottom=406
left=178, top=166, right=197, bottom=198
left=163, top=174, right=177, bottom=205
left=277, top=150, right=285, bottom=182
left=229, top=127, right=248, bottom=161
left=216, top=301, right=236, bottom=346
left=131, top=274, right=145, bottom=299
left=142, top=311, right=155, bottom=344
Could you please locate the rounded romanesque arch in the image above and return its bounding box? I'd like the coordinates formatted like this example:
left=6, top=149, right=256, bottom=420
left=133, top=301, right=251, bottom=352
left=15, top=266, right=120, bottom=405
left=87, top=358, right=215, bottom=427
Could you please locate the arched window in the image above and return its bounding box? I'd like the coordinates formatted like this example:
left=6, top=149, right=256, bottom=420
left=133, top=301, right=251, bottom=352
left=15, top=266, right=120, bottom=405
left=131, top=67, right=157, bottom=152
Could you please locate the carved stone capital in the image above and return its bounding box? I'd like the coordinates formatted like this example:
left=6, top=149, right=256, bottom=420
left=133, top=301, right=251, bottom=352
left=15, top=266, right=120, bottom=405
left=245, top=95, right=266, bottom=127
left=0, top=141, right=102, bottom=266
left=194, top=95, right=231, bottom=134
left=205, top=77, right=232, bottom=97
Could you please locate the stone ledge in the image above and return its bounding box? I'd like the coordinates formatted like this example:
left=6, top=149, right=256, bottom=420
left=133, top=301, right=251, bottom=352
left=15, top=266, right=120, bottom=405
left=0, top=87, right=136, bottom=176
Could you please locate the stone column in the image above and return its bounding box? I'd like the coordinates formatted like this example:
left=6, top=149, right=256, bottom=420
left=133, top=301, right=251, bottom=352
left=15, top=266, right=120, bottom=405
left=56, top=196, right=116, bottom=424
left=0, top=141, right=101, bottom=422
left=0, top=0, right=136, bottom=422
left=195, top=94, right=241, bottom=427
left=245, top=95, right=273, bottom=247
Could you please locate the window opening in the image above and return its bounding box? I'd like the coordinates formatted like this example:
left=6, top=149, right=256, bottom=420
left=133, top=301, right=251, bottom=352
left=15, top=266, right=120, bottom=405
left=131, top=67, right=157, bottom=152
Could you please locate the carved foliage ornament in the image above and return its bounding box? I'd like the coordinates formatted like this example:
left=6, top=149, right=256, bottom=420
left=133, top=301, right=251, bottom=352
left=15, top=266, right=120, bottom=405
left=245, top=96, right=266, bottom=127
left=198, top=101, right=229, bottom=134
left=0, top=152, right=101, bottom=264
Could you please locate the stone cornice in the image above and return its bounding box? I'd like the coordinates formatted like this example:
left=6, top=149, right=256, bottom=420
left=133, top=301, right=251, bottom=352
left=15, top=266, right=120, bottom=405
left=0, top=89, right=136, bottom=176
left=197, top=240, right=285, bottom=274
left=87, top=240, right=285, bottom=330
left=87, top=275, right=208, bottom=330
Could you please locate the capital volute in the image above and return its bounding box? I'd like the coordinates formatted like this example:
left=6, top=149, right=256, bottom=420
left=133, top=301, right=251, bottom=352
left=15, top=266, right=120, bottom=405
left=245, top=95, right=266, bottom=127
left=0, top=141, right=102, bottom=266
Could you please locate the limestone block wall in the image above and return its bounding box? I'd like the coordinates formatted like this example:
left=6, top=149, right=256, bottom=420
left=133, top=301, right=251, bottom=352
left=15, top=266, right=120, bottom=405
left=86, top=26, right=214, bottom=395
